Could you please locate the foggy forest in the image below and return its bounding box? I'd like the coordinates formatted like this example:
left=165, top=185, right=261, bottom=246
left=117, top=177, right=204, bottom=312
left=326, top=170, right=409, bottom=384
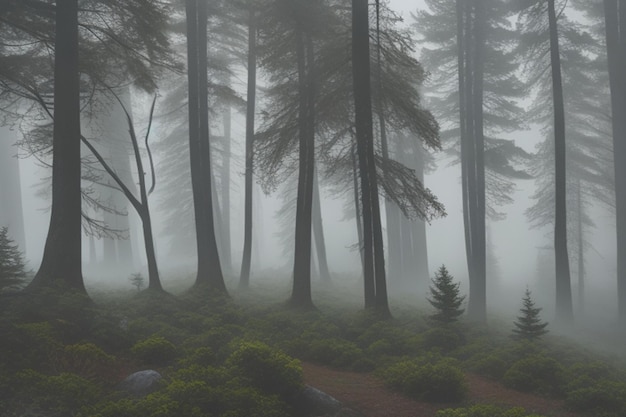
left=1, top=0, right=626, bottom=416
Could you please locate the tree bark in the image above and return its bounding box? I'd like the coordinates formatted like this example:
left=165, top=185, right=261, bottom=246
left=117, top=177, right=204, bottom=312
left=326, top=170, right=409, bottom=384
left=221, top=106, right=232, bottom=273
left=239, top=8, right=256, bottom=288
left=290, top=28, right=315, bottom=309
left=576, top=179, right=585, bottom=314
left=548, top=0, right=573, bottom=323
left=604, top=0, right=626, bottom=325
left=469, top=0, right=487, bottom=322
left=186, top=0, right=226, bottom=293
left=352, top=0, right=390, bottom=317
left=0, top=127, right=26, bottom=252
left=312, top=167, right=331, bottom=283
left=28, top=0, right=85, bottom=293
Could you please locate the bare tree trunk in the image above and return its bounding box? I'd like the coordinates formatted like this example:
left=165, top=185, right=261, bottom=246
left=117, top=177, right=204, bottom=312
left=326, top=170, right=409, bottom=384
left=290, top=28, right=315, bottom=309
left=456, top=0, right=474, bottom=308
left=312, top=167, right=331, bottom=283
left=186, top=0, right=226, bottom=293
left=221, top=106, right=232, bottom=273
left=604, top=0, right=626, bottom=326
left=469, top=0, right=487, bottom=323
left=240, top=8, right=256, bottom=288
left=0, top=128, right=26, bottom=252
left=352, top=144, right=365, bottom=270
left=353, top=0, right=389, bottom=317
left=548, top=0, right=573, bottom=323
left=28, top=0, right=85, bottom=293
left=576, top=179, right=585, bottom=314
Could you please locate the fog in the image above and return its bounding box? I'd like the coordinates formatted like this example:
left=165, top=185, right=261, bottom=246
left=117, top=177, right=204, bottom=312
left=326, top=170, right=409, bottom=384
left=1, top=0, right=623, bottom=349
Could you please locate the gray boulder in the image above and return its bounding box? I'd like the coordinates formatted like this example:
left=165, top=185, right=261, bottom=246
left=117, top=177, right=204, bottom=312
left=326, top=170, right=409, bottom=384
left=118, top=369, right=162, bottom=397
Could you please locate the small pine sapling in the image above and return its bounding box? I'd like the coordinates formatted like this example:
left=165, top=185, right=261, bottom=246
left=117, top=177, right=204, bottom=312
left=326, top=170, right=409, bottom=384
left=428, top=265, right=466, bottom=326
left=129, top=273, right=145, bottom=292
left=0, top=227, right=28, bottom=292
left=512, top=288, right=548, bottom=341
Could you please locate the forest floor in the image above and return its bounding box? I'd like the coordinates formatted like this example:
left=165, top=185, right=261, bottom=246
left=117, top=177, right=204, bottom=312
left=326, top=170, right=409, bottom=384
left=302, top=362, right=582, bottom=417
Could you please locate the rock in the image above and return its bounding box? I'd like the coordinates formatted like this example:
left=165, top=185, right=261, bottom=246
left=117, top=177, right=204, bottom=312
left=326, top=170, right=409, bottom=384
left=118, top=369, right=162, bottom=397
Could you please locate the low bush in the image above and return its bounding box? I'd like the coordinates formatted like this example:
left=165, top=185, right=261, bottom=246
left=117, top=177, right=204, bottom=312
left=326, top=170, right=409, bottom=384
left=436, top=404, right=546, bottom=417
left=306, top=338, right=370, bottom=370
left=16, top=369, right=102, bottom=415
left=502, top=355, right=565, bottom=396
left=565, top=380, right=626, bottom=417
left=54, top=342, right=115, bottom=380
left=226, top=341, right=303, bottom=398
left=382, top=357, right=467, bottom=403
left=468, top=353, right=509, bottom=379
left=420, top=327, right=464, bottom=352
left=131, top=335, right=178, bottom=365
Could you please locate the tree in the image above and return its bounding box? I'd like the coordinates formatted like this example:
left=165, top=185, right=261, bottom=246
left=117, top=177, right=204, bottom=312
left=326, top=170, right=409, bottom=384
left=26, top=0, right=84, bottom=293
left=512, top=288, right=549, bottom=341
left=81, top=94, right=164, bottom=292
left=0, top=227, right=28, bottom=292
left=239, top=4, right=258, bottom=288
left=427, top=265, right=465, bottom=326
left=516, top=0, right=582, bottom=323
left=129, top=272, right=145, bottom=292
left=185, top=0, right=226, bottom=294
left=414, top=0, right=530, bottom=322
left=602, top=0, right=626, bottom=325
left=2, top=0, right=175, bottom=294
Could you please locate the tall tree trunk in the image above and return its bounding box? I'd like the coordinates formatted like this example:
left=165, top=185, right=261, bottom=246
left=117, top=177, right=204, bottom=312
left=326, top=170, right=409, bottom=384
left=221, top=106, right=232, bottom=273
left=548, top=0, right=573, bottom=323
left=412, top=142, right=429, bottom=285
left=604, top=0, right=626, bottom=325
left=469, top=0, right=487, bottom=322
left=240, top=8, right=256, bottom=288
left=187, top=0, right=226, bottom=293
left=352, top=144, right=366, bottom=270
left=0, top=127, right=26, bottom=252
left=352, top=0, right=390, bottom=317
left=461, top=0, right=481, bottom=320
left=457, top=0, right=474, bottom=306
left=290, top=29, right=315, bottom=309
left=375, top=0, right=402, bottom=289
left=312, top=167, right=331, bottom=282
left=28, top=0, right=85, bottom=293
left=127, top=119, right=161, bottom=291
left=576, top=179, right=585, bottom=314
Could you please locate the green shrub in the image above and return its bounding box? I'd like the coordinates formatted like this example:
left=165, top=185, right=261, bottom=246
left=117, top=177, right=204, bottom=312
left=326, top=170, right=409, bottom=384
left=16, top=369, right=102, bottom=415
left=420, top=327, right=463, bottom=352
left=307, top=338, right=368, bottom=370
left=503, top=355, right=565, bottom=396
left=131, top=335, right=178, bottom=365
left=468, top=354, right=509, bottom=379
left=565, top=380, right=626, bottom=417
left=382, top=357, right=467, bottom=403
left=565, top=361, right=617, bottom=391
left=436, top=404, right=547, bottom=417
left=357, top=322, right=416, bottom=356
left=178, top=347, right=217, bottom=368
left=54, top=342, right=115, bottom=380
left=227, top=341, right=303, bottom=398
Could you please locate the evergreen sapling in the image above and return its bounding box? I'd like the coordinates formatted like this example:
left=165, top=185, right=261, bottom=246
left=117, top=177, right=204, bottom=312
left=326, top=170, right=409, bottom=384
left=0, top=226, right=28, bottom=291
left=512, top=288, right=549, bottom=341
left=428, top=265, right=466, bottom=325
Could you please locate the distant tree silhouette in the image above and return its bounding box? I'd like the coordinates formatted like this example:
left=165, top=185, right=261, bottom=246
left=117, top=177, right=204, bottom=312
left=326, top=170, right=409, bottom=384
left=0, top=227, right=28, bottom=292
left=427, top=265, right=466, bottom=325
left=512, top=288, right=549, bottom=341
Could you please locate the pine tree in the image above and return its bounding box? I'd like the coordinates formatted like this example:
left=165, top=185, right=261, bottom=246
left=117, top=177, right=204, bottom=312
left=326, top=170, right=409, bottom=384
left=427, top=265, right=466, bottom=325
left=512, top=288, right=549, bottom=341
left=0, top=227, right=28, bottom=292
